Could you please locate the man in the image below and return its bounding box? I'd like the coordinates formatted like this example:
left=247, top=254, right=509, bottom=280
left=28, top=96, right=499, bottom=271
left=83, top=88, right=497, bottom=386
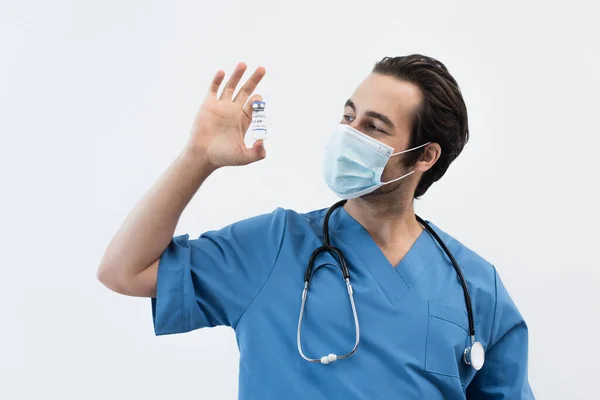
left=97, top=54, right=534, bottom=399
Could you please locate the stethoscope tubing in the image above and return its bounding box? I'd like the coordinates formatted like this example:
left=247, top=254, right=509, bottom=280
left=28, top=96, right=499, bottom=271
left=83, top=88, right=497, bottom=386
left=297, top=199, right=483, bottom=369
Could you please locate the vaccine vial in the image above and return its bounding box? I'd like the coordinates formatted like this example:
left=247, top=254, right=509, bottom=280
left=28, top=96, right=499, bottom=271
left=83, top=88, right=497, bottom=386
left=251, top=101, right=267, bottom=140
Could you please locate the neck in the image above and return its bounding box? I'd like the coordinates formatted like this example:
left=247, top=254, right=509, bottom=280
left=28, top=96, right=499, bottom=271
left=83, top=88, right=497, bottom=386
left=344, top=195, right=423, bottom=250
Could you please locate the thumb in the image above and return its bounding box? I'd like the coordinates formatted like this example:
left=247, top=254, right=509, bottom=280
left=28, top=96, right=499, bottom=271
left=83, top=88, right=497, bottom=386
left=241, top=139, right=266, bottom=164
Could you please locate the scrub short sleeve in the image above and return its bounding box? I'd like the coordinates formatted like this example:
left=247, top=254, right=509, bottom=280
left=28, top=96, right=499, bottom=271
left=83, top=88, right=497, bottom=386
left=466, top=267, right=535, bottom=399
left=151, top=208, right=287, bottom=335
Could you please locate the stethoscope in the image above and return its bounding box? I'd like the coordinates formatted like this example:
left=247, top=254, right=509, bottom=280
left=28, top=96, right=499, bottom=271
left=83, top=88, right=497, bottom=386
left=297, top=199, right=485, bottom=370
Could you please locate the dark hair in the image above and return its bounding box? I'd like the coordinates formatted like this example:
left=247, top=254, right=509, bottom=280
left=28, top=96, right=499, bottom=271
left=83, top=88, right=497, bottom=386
left=373, top=54, right=469, bottom=198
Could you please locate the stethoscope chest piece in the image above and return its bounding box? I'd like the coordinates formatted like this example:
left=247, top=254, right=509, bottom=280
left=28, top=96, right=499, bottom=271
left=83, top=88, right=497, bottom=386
left=464, top=341, right=485, bottom=370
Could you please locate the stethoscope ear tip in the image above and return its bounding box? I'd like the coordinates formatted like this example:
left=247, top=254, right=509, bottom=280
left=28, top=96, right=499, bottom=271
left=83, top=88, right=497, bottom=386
left=320, top=354, right=338, bottom=364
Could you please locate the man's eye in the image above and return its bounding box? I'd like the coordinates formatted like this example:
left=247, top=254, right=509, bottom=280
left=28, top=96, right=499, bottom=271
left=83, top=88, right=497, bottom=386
left=368, top=124, right=385, bottom=133
left=342, top=116, right=385, bottom=134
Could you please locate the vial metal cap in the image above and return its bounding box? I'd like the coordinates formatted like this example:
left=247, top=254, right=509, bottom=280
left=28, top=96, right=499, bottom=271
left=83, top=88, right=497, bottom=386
left=252, top=101, right=265, bottom=109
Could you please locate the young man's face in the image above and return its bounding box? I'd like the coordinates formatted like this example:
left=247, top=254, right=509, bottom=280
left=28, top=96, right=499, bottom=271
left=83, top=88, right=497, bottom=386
left=340, top=73, right=424, bottom=197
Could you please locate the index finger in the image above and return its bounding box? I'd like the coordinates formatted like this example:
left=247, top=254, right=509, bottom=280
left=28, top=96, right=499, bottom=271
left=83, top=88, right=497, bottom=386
left=233, top=66, right=266, bottom=105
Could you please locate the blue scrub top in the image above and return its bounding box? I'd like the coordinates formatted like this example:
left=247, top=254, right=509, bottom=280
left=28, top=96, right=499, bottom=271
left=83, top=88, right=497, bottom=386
left=151, top=206, right=535, bottom=399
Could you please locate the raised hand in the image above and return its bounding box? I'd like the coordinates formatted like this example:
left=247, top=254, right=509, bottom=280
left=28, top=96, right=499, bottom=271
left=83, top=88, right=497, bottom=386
left=186, top=62, right=267, bottom=169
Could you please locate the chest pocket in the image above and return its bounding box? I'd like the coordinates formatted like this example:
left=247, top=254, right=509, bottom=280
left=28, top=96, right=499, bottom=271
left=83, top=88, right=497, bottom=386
left=425, top=301, right=472, bottom=383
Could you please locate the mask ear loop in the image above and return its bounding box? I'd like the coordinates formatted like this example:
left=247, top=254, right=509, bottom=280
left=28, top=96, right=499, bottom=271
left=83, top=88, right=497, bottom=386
left=390, top=141, right=431, bottom=157
left=381, top=142, right=432, bottom=185
left=381, top=170, right=415, bottom=185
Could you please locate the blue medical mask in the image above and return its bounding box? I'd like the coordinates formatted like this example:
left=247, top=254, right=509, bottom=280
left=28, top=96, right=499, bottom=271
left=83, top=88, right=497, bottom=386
left=323, top=124, right=431, bottom=199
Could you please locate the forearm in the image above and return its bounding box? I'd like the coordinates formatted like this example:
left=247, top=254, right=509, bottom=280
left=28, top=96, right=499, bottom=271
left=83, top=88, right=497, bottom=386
left=98, top=147, right=215, bottom=279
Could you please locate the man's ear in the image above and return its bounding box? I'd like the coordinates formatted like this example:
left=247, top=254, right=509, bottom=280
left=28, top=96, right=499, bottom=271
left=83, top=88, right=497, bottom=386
left=415, top=143, right=441, bottom=173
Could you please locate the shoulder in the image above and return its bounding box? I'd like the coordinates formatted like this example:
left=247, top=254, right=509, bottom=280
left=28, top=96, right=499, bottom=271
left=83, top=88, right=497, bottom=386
left=215, top=206, right=329, bottom=240
left=426, top=221, right=498, bottom=289
left=282, top=207, right=329, bottom=225
left=238, top=206, right=329, bottom=225
left=425, top=222, right=502, bottom=328
left=425, top=222, right=528, bottom=342
left=254, top=206, right=330, bottom=232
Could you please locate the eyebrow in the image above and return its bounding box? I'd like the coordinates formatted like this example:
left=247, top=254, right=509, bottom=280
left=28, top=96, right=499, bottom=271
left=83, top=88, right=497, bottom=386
left=345, top=99, right=395, bottom=129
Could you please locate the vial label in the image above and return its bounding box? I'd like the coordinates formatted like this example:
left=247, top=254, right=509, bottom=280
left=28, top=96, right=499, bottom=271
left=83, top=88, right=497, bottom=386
left=251, top=111, right=267, bottom=140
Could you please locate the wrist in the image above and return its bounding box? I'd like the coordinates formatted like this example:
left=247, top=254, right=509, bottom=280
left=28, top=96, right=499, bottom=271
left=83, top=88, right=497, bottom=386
left=180, top=144, right=218, bottom=176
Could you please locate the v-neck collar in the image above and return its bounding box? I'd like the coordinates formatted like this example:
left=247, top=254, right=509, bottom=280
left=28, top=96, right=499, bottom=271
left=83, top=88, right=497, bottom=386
left=327, top=205, right=439, bottom=305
